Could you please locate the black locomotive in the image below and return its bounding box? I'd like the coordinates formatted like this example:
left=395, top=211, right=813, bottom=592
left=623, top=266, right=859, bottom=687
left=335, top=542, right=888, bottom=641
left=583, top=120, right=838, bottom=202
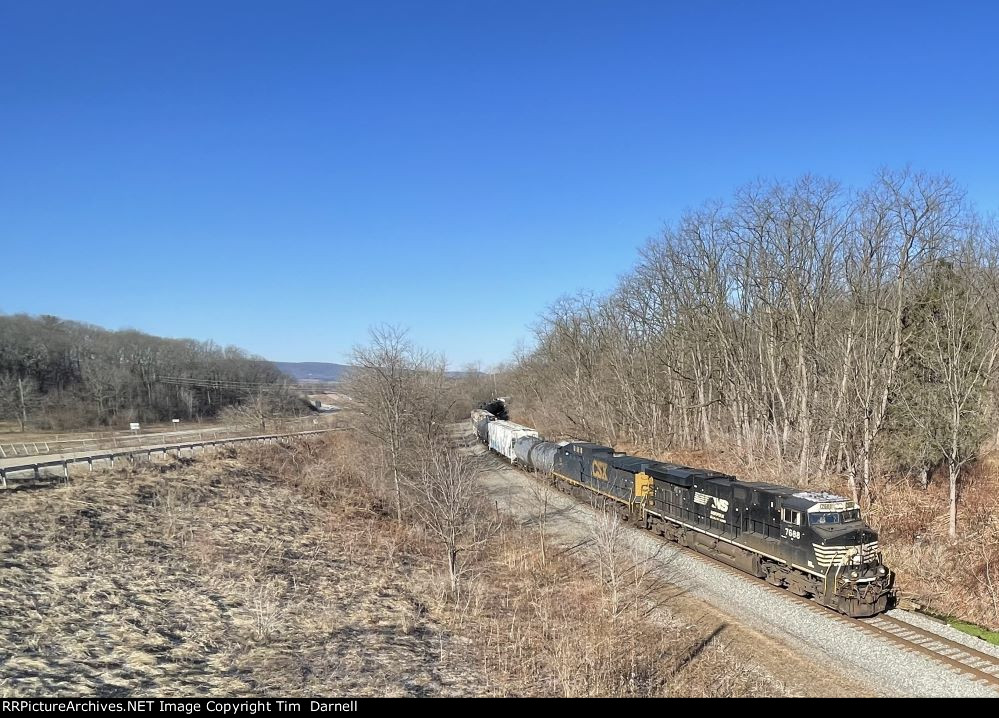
left=473, top=411, right=894, bottom=618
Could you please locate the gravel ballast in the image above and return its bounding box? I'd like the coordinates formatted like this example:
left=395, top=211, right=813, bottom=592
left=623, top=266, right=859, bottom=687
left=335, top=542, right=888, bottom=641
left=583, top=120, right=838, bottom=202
left=466, top=434, right=999, bottom=698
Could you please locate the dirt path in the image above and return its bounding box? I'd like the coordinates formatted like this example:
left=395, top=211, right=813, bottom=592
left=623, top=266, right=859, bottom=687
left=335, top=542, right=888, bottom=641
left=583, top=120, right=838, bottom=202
left=460, top=430, right=884, bottom=697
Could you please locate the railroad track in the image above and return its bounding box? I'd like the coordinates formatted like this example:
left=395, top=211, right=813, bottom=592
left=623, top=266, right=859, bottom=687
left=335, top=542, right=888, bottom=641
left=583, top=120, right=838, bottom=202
left=652, top=525, right=999, bottom=690
left=857, top=613, right=999, bottom=688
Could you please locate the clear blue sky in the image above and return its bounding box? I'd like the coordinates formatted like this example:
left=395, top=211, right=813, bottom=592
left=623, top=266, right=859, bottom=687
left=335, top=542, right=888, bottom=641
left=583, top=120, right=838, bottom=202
left=3, top=1, right=997, bottom=368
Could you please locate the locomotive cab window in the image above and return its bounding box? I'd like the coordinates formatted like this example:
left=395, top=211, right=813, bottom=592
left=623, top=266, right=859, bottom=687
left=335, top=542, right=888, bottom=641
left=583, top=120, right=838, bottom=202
left=809, top=509, right=861, bottom=525
left=780, top=508, right=801, bottom=525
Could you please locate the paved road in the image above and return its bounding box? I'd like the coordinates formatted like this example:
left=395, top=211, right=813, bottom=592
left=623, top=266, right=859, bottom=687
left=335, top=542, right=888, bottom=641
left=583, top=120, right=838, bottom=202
left=0, top=418, right=326, bottom=461
left=0, top=428, right=334, bottom=485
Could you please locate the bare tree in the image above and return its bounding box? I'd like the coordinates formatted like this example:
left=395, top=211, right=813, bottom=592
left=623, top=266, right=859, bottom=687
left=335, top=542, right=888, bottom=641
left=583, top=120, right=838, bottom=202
left=839, top=171, right=964, bottom=501
left=0, top=374, right=38, bottom=431
left=347, top=325, right=453, bottom=521
left=413, top=442, right=486, bottom=598
left=591, top=509, right=626, bottom=619
left=903, top=243, right=999, bottom=537
left=220, top=383, right=297, bottom=432
left=0, top=313, right=289, bottom=429
left=349, top=326, right=416, bottom=521
left=528, top=478, right=554, bottom=565
left=511, top=169, right=997, bottom=514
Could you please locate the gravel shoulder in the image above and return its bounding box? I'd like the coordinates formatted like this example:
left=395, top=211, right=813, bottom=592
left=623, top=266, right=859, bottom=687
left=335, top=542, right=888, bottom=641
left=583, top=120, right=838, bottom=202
left=464, top=431, right=999, bottom=698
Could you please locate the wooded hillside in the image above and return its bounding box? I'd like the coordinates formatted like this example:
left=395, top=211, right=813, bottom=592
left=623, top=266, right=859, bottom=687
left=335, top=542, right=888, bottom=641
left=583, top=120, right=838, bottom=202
left=0, top=314, right=292, bottom=430
left=511, top=169, right=999, bottom=538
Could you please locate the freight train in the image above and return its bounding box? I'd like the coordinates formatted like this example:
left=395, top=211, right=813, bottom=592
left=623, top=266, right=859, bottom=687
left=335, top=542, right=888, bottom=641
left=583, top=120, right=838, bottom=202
left=471, top=407, right=894, bottom=617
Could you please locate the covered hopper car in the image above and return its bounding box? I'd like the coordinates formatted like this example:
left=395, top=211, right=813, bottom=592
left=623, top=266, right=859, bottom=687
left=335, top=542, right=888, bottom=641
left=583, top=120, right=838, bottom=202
left=487, top=420, right=539, bottom=463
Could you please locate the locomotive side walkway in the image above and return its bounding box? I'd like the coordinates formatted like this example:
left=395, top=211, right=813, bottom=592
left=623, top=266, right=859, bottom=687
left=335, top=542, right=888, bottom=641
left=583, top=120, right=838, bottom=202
left=456, top=425, right=999, bottom=698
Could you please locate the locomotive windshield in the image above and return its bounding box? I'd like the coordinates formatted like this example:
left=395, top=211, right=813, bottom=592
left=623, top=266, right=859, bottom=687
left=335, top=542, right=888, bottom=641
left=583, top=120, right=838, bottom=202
left=808, top=509, right=861, bottom=525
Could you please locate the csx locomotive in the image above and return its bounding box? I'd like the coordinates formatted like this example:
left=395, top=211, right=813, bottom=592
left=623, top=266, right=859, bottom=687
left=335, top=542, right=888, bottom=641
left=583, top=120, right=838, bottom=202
left=471, top=408, right=894, bottom=617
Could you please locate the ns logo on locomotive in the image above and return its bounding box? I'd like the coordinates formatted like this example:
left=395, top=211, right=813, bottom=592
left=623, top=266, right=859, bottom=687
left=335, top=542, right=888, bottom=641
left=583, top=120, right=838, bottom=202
left=472, top=405, right=894, bottom=617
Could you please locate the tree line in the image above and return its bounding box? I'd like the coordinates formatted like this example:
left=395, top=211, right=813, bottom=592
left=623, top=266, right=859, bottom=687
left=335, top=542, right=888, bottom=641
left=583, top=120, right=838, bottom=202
left=0, top=313, right=298, bottom=430
left=508, top=169, right=999, bottom=537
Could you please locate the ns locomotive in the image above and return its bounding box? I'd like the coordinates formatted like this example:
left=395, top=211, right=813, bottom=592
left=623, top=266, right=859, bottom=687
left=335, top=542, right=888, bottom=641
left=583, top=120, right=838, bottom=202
left=472, top=408, right=894, bottom=618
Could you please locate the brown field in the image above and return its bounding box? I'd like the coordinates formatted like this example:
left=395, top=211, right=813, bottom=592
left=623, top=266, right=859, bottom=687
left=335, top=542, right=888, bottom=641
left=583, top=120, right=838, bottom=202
left=0, top=442, right=480, bottom=696
left=0, top=433, right=796, bottom=697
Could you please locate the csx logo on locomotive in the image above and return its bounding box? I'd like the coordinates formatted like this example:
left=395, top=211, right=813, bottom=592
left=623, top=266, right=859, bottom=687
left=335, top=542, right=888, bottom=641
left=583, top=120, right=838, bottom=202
left=592, top=459, right=608, bottom=481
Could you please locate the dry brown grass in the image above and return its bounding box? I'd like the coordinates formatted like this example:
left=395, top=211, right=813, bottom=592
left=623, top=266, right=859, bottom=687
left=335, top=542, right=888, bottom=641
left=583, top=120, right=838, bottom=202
left=867, top=470, right=999, bottom=627
left=0, top=431, right=789, bottom=697
left=0, top=437, right=481, bottom=697
left=444, top=514, right=786, bottom=696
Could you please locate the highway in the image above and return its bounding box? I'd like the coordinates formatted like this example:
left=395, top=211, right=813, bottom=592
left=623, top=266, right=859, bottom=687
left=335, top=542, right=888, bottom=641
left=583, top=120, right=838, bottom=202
left=0, top=427, right=338, bottom=488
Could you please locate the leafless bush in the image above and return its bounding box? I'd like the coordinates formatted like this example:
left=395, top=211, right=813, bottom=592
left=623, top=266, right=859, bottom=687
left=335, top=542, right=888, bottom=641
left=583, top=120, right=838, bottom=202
left=871, top=474, right=999, bottom=626
left=459, top=516, right=783, bottom=696
left=527, top=478, right=554, bottom=565
left=591, top=510, right=626, bottom=617
left=411, top=443, right=498, bottom=602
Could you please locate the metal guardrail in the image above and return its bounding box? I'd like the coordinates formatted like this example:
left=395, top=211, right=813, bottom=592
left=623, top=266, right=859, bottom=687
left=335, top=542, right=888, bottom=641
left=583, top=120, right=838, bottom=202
left=0, top=417, right=333, bottom=458
left=0, top=428, right=338, bottom=489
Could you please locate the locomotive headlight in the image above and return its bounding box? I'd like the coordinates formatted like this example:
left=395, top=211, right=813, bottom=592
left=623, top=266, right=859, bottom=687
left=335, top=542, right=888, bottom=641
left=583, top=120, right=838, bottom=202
left=877, top=566, right=887, bottom=576
left=850, top=570, right=860, bottom=580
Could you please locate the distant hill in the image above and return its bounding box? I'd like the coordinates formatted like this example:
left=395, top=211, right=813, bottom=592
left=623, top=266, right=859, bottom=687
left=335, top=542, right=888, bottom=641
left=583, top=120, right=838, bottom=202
left=274, top=361, right=483, bottom=383
left=273, top=362, right=351, bottom=383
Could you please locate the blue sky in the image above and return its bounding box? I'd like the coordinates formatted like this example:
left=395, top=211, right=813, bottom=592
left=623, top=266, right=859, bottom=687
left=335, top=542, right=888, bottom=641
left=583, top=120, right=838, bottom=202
left=3, top=1, right=997, bottom=368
